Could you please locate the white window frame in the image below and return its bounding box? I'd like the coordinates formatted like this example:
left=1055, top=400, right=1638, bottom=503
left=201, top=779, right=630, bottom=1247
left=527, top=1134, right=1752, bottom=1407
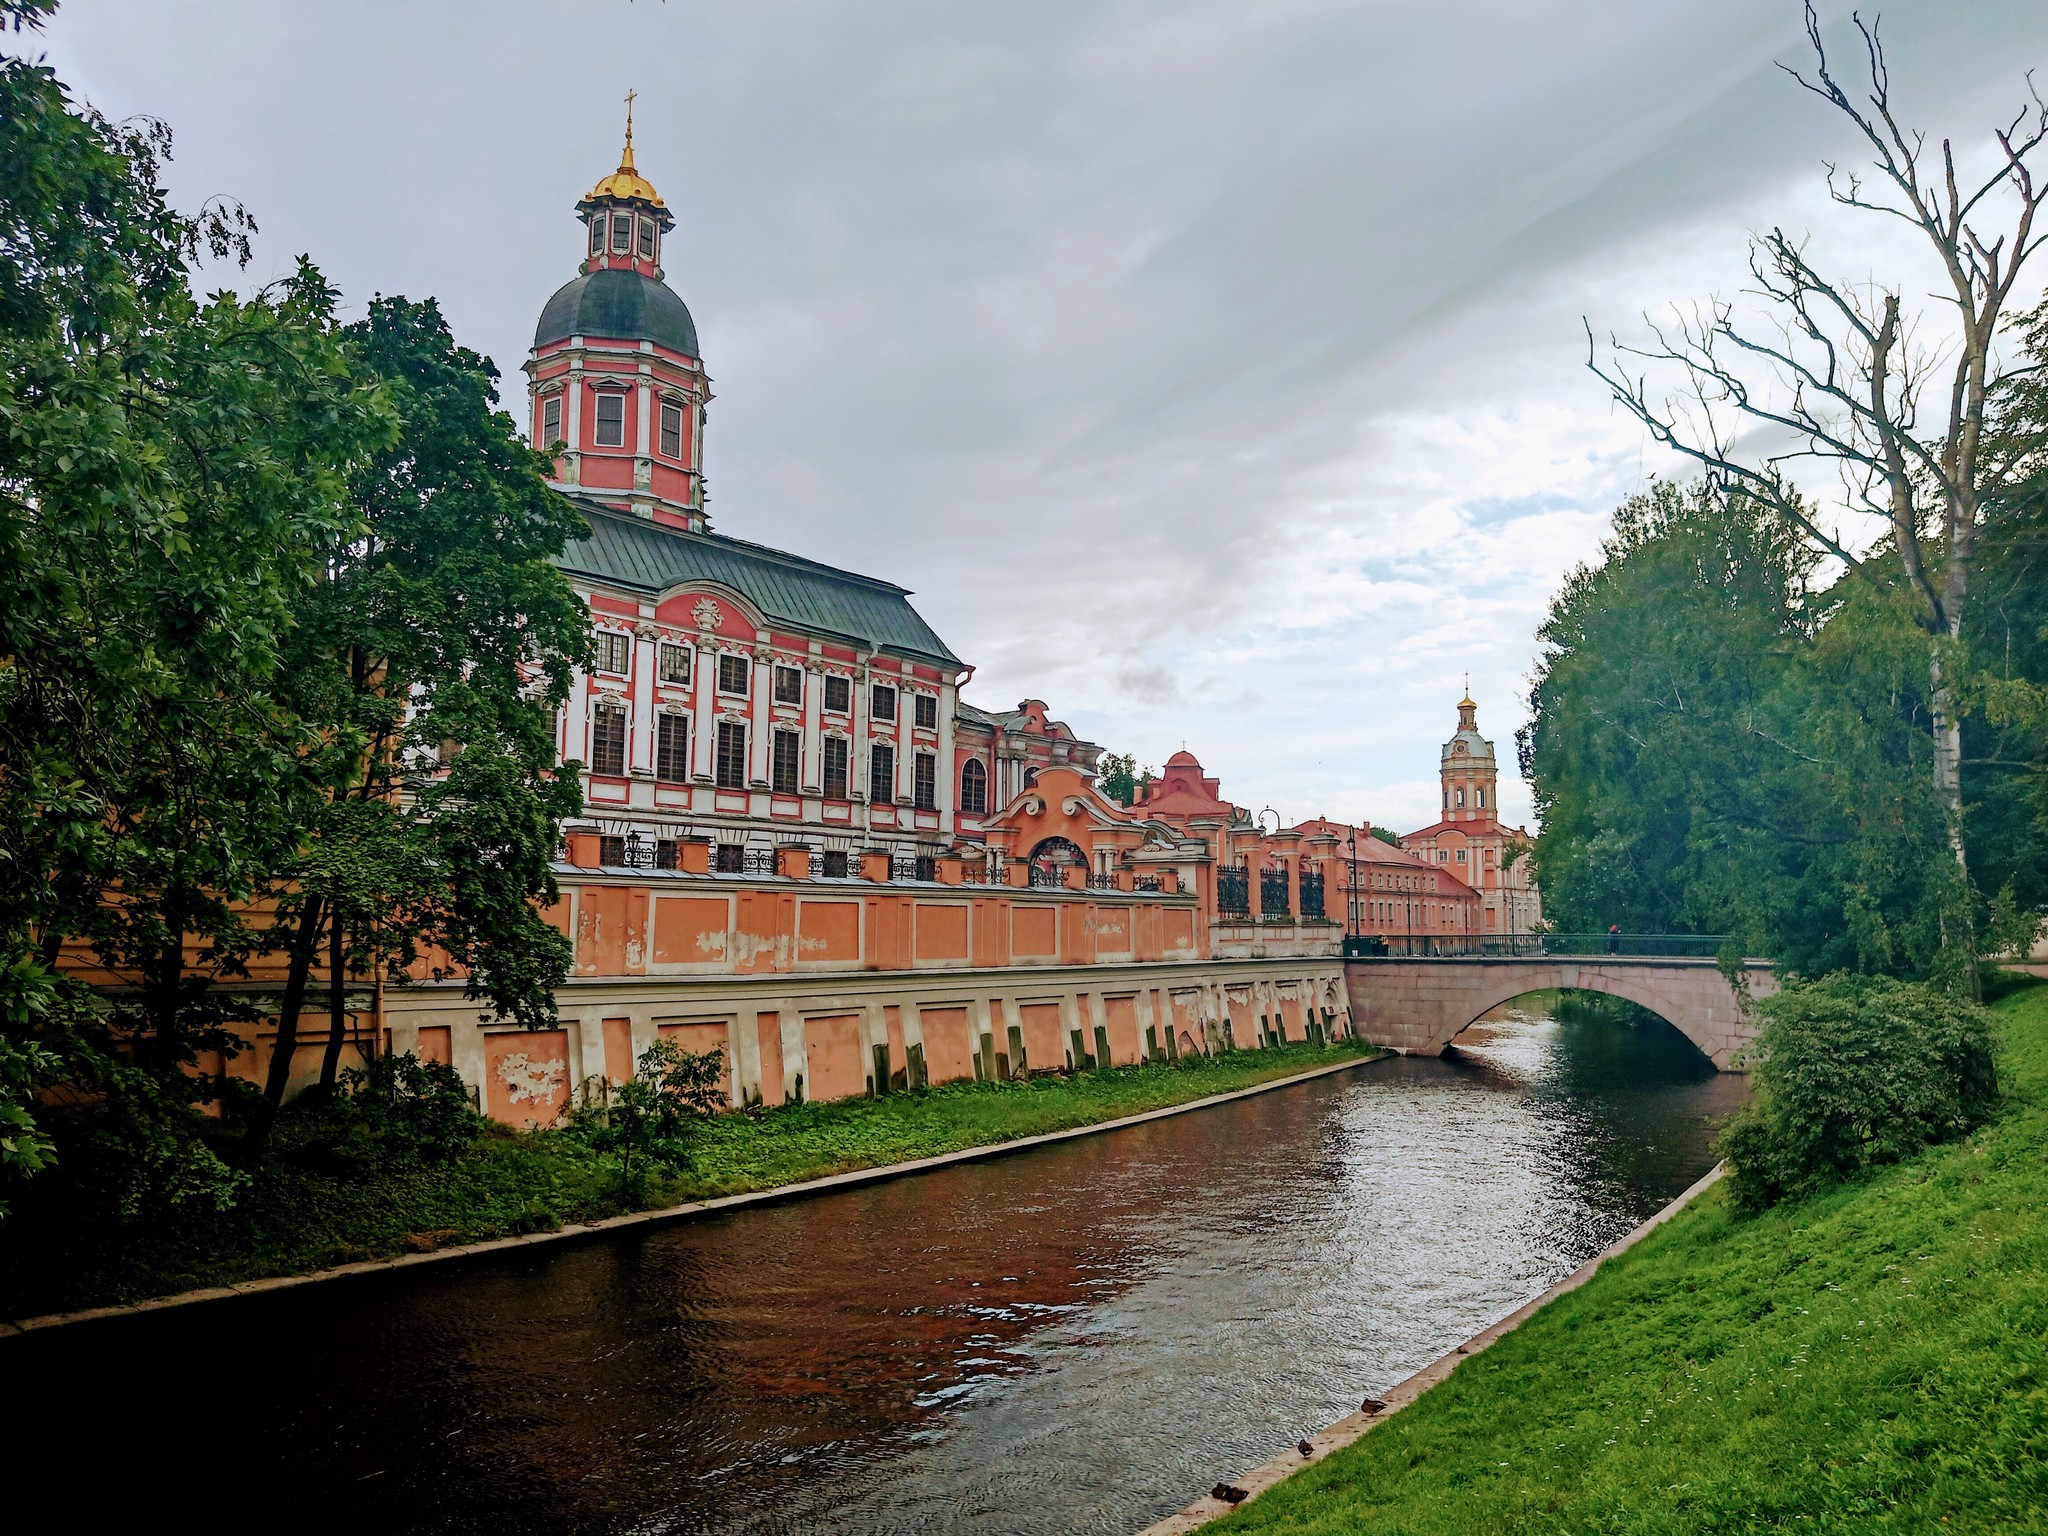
left=594, top=630, right=631, bottom=677
left=593, top=390, right=626, bottom=448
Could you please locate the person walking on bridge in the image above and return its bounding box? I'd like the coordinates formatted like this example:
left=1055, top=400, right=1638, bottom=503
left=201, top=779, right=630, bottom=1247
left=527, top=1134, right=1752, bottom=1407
left=1607, top=924, right=1620, bottom=955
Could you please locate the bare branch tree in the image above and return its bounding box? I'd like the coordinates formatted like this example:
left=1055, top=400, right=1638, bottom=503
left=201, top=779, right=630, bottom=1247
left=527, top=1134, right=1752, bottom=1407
left=1588, top=2, right=2048, bottom=984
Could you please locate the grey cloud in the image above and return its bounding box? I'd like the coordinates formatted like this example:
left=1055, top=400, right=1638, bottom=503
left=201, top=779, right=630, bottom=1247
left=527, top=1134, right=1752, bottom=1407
left=35, top=0, right=2048, bottom=826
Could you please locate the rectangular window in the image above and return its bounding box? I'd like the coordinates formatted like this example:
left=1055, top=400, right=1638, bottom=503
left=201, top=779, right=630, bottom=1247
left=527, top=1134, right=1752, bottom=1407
left=610, top=211, right=631, bottom=253
left=821, top=849, right=849, bottom=878
left=913, top=751, right=936, bottom=811
left=589, top=704, right=626, bottom=777
left=655, top=713, right=689, bottom=783
left=823, top=674, right=851, bottom=713
left=714, top=843, right=745, bottom=874
left=871, top=684, right=897, bottom=722
left=637, top=216, right=655, bottom=259
left=660, top=401, right=683, bottom=459
left=540, top=396, right=562, bottom=448
left=593, top=392, right=625, bottom=447
left=715, top=720, right=747, bottom=789
left=869, top=743, right=895, bottom=802
left=717, top=653, right=749, bottom=696
left=773, top=665, right=803, bottom=706
left=658, top=642, right=691, bottom=685
left=771, top=729, right=800, bottom=795
left=913, top=693, right=938, bottom=730
left=594, top=630, right=631, bottom=676
left=822, top=736, right=849, bottom=800
left=589, top=217, right=605, bottom=256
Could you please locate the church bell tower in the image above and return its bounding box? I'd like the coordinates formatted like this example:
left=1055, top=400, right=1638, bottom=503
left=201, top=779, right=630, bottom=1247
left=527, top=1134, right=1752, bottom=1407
left=525, top=96, right=712, bottom=532
left=1440, top=688, right=1498, bottom=822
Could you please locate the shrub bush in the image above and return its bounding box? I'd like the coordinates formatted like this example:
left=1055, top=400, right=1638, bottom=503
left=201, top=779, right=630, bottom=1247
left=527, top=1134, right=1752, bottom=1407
left=278, top=1053, right=480, bottom=1174
left=1720, top=973, right=1999, bottom=1211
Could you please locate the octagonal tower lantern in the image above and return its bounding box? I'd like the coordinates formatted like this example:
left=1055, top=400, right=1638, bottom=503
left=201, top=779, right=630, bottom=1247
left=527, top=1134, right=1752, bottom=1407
left=525, top=95, right=712, bottom=532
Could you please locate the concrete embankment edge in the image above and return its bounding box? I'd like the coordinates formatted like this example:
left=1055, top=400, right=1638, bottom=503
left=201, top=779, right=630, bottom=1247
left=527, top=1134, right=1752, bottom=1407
left=1, top=1050, right=1387, bottom=1338
left=1137, top=1159, right=1730, bottom=1535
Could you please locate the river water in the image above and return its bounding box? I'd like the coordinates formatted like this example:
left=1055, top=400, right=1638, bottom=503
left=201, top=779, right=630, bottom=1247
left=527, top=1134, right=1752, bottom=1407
left=17, top=1001, right=1743, bottom=1534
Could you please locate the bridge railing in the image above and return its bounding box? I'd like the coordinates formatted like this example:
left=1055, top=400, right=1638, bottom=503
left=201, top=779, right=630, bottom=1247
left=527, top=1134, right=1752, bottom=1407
left=1343, top=933, right=1733, bottom=961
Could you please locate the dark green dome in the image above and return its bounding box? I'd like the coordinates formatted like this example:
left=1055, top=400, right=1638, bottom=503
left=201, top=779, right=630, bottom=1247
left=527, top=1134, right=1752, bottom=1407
left=534, top=268, right=698, bottom=356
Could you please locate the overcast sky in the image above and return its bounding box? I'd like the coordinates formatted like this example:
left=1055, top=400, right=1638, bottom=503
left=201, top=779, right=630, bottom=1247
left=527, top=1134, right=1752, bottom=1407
left=26, top=0, right=2048, bottom=832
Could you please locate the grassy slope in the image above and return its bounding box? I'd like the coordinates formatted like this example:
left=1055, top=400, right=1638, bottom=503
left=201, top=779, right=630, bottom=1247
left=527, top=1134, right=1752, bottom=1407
left=1216, top=987, right=2048, bottom=1535
left=0, top=1040, right=1374, bottom=1316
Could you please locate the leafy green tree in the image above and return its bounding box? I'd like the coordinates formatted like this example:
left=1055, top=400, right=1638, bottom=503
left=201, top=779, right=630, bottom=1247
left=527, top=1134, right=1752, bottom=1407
left=0, top=2, right=387, bottom=1198
left=1521, top=480, right=1959, bottom=979
left=1096, top=752, right=1151, bottom=807
left=253, top=296, right=588, bottom=1127
left=1965, top=300, right=2048, bottom=955
left=576, top=1040, right=727, bottom=1199
left=1367, top=826, right=1403, bottom=847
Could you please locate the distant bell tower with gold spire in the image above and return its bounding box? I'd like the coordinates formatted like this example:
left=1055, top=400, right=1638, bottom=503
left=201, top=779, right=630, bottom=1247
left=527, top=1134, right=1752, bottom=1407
left=1440, top=682, right=1498, bottom=822
left=525, top=94, right=711, bottom=531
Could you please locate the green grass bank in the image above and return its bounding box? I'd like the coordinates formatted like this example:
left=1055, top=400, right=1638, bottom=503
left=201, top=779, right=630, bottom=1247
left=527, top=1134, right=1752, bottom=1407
left=1211, top=985, right=2048, bottom=1535
left=0, top=1039, right=1376, bottom=1318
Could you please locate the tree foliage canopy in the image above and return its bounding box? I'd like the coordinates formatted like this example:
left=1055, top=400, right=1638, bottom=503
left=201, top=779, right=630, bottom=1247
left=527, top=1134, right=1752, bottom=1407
left=0, top=6, right=588, bottom=1202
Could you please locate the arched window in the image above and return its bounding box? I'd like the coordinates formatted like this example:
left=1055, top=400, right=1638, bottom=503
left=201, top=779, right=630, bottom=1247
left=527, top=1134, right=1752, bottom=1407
left=960, top=758, right=988, bottom=815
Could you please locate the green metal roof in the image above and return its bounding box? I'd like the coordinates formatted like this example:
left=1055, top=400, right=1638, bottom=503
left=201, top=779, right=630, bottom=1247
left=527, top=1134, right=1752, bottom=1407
left=556, top=497, right=962, bottom=666
left=535, top=268, right=699, bottom=356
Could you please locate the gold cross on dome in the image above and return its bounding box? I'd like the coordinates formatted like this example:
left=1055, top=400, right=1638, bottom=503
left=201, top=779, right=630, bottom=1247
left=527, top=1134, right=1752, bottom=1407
left=624, top=89, right=637, bottom=145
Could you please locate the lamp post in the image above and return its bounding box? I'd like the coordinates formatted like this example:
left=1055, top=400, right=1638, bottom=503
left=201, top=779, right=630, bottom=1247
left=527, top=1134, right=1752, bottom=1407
left=1346, top=824, right=1360, bottom=948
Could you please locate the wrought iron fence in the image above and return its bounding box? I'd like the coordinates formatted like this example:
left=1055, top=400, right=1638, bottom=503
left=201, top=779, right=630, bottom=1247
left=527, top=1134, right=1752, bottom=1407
left=1259, top=869, right=1290, bottom=916
left=1087, top=872, right=1120, bottom=890
left=1132, top=874, right=1162, bottom=893
left=1343, top=932, right=1734, bottom=960
left=1028, top=865, right=1068, bottom=889
left=1298, top=871, right=1325, bottom=919
left=599, top=834, right=677, bottom=870
left=1216, top=865, right=1249, bottom=916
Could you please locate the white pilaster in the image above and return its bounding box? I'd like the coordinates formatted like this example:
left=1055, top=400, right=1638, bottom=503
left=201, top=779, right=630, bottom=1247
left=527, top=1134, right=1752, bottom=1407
left=629, top=628, right=656, bottom=776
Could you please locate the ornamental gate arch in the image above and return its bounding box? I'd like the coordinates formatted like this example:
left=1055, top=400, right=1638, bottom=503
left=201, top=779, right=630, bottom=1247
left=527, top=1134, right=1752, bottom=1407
left=1342, top=956, right=1776, bottom=1071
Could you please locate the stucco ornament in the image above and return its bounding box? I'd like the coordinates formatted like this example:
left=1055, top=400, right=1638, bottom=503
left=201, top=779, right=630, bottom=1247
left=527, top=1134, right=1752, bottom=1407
left=692, top=597, right=721, bottom=630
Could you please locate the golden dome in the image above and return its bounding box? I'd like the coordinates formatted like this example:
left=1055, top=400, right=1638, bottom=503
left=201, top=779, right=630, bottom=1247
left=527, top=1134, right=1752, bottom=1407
left=584, top=95, right=666, bottom=208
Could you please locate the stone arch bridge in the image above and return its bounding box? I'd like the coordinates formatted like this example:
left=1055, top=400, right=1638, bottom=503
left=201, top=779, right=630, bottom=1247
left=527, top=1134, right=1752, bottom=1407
left=1343, top=955, right=1777, bottom=1070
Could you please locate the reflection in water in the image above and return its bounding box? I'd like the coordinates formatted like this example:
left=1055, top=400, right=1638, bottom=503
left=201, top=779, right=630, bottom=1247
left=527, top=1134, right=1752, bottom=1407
left=18, top=1002, right=1743, bottom=1535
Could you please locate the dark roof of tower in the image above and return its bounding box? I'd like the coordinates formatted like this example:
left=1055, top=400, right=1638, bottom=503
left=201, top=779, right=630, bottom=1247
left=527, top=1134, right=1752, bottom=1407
left=535, top=268, right=698, bottom=356
left=554, top=495, right=961, bottom=666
